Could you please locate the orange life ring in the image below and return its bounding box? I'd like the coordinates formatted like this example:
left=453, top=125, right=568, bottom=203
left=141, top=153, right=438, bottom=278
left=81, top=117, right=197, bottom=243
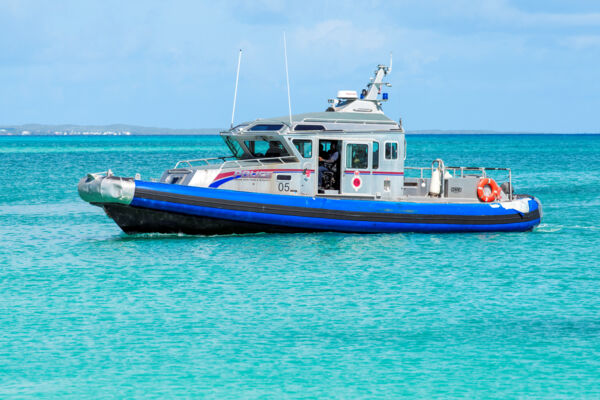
left=477, top=178, right=501, bottom=202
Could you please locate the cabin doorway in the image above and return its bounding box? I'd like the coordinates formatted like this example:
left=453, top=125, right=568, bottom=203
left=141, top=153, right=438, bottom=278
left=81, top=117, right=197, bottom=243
left=317, top=140, right=341, bottom=194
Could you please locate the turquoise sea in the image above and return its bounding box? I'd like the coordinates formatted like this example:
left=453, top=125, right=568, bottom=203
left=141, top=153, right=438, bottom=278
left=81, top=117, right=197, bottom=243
left=1, top=134, right=599, bottom=399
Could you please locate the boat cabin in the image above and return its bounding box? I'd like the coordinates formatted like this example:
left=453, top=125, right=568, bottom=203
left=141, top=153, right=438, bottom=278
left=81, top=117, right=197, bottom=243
left=162, top=108, right=407, bottom=200
left=161, top=63, right=513, bottom=203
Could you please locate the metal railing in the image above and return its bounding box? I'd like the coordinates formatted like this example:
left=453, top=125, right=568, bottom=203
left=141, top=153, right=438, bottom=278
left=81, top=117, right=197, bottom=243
left=405, top=165, right=511, bottom=178
left=174, top=155, right=298, bottom=170
left=404, top=164, right=513, bottom=200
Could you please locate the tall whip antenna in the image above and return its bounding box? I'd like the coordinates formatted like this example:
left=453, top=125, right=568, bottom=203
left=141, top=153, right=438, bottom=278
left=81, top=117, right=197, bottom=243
left=230, top=49, right=242, bottom=128
left=283, top=32, right=292, bottom=127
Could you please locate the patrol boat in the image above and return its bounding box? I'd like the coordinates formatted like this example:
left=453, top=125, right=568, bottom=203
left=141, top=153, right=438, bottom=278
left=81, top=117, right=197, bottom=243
left=78, top=62, right=542, bottom=234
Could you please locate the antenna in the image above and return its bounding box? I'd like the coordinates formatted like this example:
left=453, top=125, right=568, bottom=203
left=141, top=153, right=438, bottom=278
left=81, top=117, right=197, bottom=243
left=283, top=32, right=292, bottom=127
left=388, top=52, right=393, bottom=74
left=230, top=49, right=242, bottom=129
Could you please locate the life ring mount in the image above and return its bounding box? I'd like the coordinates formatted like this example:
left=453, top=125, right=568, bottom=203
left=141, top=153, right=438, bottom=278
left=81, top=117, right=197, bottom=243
left=477, top=178, right=501, bottom=202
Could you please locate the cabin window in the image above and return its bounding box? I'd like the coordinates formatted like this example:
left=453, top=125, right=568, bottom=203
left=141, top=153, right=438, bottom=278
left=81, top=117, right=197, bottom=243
left=385, top=142, right=398, bottom=160
left=249, top=124, right=284, bottom=131
left=346, top=143, right=368, bottom=169
left=243, top=139, right=289, bottom=158
left=336, top=99, right=354, bottom=108
left=223, top=136, right=244, bottom=158
left=294, top=124, right=325, bottom=131
left=293, top=139, right=312, bottom=158
left=372, top=141, right=379, bottom=169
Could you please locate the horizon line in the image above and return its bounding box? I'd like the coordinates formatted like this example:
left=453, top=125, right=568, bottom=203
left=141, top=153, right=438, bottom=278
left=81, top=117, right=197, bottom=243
left=0, top=123, right=598, bottom=135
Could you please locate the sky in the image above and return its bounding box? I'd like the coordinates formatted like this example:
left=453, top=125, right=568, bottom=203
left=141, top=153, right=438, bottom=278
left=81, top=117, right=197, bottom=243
left=1, top=0, right=599, bottom=132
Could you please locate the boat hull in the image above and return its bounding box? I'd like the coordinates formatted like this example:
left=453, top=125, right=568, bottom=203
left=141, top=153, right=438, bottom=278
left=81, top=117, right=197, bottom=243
left=91, top=180, right=541, bottom=234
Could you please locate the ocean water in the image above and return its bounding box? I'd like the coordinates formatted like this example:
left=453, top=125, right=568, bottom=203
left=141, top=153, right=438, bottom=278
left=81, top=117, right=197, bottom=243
left=1, top=134, right=599, bottom=399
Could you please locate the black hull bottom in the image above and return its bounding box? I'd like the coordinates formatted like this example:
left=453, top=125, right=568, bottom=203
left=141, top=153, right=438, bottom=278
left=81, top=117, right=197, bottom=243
left=103, top=204, right=315, bottom=235
left=102, top=203, right=539, bottom=235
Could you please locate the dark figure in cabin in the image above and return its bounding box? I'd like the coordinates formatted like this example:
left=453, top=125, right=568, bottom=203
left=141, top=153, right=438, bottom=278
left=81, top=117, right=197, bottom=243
left=318, top=142, right=339, bottom=190
left=265, top=141, right=283, bottom=158
left=353, top=147, right=368, bottom=169
left=319, top=142, right=328, bottom=159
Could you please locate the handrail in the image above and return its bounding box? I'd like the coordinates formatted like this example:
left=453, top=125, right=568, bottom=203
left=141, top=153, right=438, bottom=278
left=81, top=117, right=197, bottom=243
left=404, top=165, right=513, bottom=200
left=174, top=156, right=234, bottom=169
left=174, top=155, right=298, bottom=170
left=405, top=165, right=511, bottom=177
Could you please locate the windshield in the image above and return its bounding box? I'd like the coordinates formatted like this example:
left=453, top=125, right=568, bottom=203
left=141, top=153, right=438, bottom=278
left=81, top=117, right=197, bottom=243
left=223, top=136, right=291, bottom=160
left=244, top=139, right=290, bottom=158
left=223, top=136, right=244, bottom=158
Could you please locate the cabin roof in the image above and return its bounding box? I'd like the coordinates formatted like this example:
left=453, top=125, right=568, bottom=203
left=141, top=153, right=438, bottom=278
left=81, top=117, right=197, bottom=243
left=244, top=111, right=398, bottom=126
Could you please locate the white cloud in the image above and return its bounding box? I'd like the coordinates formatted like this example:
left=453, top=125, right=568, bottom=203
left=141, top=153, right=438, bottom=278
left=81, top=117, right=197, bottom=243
left=453, top=0, right=600, bottom=27
left=294, top=20, right=384, bottom=52
left=291, top=20, right=447, bottom=74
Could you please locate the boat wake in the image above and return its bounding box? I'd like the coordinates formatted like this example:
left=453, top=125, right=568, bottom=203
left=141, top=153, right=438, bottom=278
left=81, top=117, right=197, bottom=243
left=535, top=223, right=562, bottom=233
left=536, top=223, right=600, bottom=233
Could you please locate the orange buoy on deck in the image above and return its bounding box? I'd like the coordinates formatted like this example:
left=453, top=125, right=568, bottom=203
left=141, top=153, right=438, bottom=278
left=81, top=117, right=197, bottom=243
left=477, top=178, right=501, bottom=202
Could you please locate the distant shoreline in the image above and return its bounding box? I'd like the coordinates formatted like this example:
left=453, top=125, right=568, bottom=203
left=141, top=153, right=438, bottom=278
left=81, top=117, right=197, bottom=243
left=405, top=131, right=600, bottom=135
left=0, top=124, right=222, bottom=136
left=0, top=124, right=598, bottom=136
left=0, top=132, right=220, bottom=136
